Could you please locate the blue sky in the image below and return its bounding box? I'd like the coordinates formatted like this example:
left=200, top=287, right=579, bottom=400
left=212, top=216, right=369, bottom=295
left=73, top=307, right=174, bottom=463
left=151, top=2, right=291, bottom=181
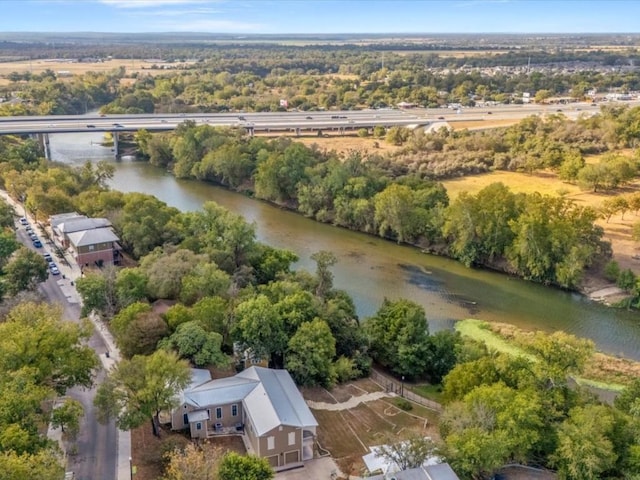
left=3, top=0, right=640, bottom=34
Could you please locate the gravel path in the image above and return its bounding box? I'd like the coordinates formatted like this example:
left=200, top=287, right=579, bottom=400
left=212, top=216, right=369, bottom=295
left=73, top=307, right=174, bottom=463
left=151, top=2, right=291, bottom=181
left=306, top=391, right=391, bottom=411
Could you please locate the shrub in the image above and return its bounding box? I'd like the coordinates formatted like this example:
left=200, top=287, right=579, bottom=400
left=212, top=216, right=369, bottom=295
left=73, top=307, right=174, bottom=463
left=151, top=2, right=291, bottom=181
left=396, top=398, right=413, bottom=411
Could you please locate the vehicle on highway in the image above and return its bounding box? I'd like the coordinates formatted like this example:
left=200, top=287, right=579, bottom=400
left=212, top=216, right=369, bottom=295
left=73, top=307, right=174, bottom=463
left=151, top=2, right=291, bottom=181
left=86, top=124, right=96, bottom=128
left=43, top=252, right=53, bottom=262
left=19, top=217, right=28, bottom=225
left=160, top=119, right=168, bottom=123
left=50, top=265, right=60, bottom=275
left=306, top=116, right=313, bottom=120
left=33, top=239, right=43, bottom=248
left=437, top=116, right=445, bottom=120
left=487, top=111, right=493, bottom=114
left=238, top=116, right=246, bottom=121
left=112, top=123, right=124, bottom=128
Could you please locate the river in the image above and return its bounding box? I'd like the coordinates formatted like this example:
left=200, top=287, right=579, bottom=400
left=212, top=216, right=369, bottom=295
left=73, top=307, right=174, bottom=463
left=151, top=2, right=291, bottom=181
left=49, top=132, right=640, bottom=359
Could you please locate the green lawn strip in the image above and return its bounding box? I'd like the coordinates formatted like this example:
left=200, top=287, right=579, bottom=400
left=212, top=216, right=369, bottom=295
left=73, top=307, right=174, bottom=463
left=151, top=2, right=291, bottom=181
left=455, top=319, right=626, bottom=393
left=410, top=384, right=445, bottom=404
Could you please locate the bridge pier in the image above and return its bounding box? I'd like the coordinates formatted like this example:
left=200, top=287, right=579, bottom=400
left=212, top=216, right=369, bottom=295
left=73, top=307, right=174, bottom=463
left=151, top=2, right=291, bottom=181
left=36, top=133, right=51, bottom=160
left=113, top=131, right=120, bottom=159
left=295, top=127, right=300, bottom=137
left=247, top=127, right=254, bottom=137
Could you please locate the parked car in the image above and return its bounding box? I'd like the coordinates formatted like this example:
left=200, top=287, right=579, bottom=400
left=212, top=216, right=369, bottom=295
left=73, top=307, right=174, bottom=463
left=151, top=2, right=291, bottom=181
left=29, top=232, right=38, bottom=241
left=50, top=265, right=60, bottom=275
left=33, top=239, right=43, bottom=248
left=19, top=217, right=28, bottom=225
left=43, top=253, right=53, bottom=262
left=25, top=225, right=32, bottom=232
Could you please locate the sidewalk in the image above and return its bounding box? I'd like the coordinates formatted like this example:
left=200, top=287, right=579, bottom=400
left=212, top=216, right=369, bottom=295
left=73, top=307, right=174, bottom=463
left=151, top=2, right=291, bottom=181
left=0, top=191, right=131, bottom=480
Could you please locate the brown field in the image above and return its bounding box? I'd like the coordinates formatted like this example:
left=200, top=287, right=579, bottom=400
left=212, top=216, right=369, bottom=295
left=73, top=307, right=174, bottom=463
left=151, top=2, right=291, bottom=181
left=276, top=132, right=401, bottom=156
left=450, top=119, right=521, bottom=130
left=306, top=379, right=438, bottom=477
left=0, top=58, right=194, bottom=78
left=442, top=170, right=640, bottom=276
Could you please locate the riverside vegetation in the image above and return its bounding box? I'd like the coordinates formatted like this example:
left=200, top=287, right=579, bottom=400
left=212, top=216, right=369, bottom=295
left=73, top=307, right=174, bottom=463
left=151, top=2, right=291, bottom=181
left=0, top=136, right=639, bottom=479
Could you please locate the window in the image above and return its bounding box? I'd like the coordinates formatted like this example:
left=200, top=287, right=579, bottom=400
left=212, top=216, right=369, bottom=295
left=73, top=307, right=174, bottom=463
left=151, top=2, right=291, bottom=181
left=232, top=404, right=238, bottom=417
left=196, top=422, right=202, bottom=431
left=216, top=407, right=222, bottom=419
left=88, top=245, right=95, bottom=251
left=183, top=413, right=188, bottom=426
left=267, top=436, right=275, bottom=450
left=288, top=431, right=296, bottom=446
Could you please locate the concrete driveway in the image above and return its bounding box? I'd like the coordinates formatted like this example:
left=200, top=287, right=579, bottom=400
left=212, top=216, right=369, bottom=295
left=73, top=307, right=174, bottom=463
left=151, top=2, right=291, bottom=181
left=275, top=457, right=342, bottom=480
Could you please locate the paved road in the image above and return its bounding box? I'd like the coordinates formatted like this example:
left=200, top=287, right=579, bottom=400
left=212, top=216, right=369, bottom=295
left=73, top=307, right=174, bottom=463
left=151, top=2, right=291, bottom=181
left=1, top=100, right=638, bottom=135
left=11, top=208, right=118, bottom=480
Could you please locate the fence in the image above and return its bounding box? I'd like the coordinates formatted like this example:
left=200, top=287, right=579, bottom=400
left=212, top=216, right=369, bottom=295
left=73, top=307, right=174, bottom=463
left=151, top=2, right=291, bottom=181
left=370, top=369, right=443, bottom=412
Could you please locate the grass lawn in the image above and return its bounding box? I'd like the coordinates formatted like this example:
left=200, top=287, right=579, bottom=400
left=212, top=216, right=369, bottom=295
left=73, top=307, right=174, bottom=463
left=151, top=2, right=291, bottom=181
left=409, top=383, right=446, bottom=404
left=455, top=319, right=630, bottom=392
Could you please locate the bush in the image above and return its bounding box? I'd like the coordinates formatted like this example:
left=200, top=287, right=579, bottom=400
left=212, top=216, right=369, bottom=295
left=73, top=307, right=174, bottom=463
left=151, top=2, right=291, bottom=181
left=333, top=356, right=358, bottom=383
left=604, top=260, right=620, bottom=282
left=617, top=269, right=636, bottom=291
left=396, top=398, right=413, bottom=411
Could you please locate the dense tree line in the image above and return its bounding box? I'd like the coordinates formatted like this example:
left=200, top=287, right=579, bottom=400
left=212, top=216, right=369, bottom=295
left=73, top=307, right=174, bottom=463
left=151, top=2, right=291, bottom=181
left=439, top=329, right=640, bottom=480
left=134, top=121, right=612, bottom=289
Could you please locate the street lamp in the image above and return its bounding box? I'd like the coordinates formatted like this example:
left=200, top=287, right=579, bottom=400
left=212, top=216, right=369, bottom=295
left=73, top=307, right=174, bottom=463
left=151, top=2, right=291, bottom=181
left=129, top=457, right=133, bottom=480
left=401, top=376, right=405, bottom=397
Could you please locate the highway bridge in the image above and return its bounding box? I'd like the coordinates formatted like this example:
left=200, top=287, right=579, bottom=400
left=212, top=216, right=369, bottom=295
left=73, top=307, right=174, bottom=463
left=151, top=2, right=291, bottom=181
left=0, top=101, right=630, bottom=158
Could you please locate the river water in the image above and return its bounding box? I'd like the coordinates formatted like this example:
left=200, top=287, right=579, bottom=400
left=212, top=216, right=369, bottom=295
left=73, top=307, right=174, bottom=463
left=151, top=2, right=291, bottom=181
left=49, top=132, right=640, bottom=359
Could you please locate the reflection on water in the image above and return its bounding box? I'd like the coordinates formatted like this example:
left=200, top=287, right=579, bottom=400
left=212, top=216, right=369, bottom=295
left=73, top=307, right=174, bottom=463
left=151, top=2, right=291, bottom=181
left=49, top=133, right=640, bottom=359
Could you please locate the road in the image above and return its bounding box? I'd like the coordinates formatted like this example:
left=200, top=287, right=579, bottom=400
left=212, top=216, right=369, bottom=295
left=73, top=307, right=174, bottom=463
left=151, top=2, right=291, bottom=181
left=13, top=212, right=118, bottom=480
left=1, top=101, right=638, bottom=136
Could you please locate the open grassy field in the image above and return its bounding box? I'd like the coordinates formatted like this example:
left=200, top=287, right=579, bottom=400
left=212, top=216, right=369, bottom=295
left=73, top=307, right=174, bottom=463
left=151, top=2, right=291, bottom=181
left=0, top=58, right=194, bottom=78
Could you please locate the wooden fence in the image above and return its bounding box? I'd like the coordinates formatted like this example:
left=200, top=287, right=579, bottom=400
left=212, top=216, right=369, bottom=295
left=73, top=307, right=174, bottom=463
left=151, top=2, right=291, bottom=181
left=370, top=369, right=443, bottom=412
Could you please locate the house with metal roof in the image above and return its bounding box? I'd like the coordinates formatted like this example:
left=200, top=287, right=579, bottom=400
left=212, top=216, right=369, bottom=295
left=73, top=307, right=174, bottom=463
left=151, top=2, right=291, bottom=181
left=53, top=216, right=112, bottom=249
left=67, top=227, right=121, bottom=268
left=171, top=366, right=318, bottom=471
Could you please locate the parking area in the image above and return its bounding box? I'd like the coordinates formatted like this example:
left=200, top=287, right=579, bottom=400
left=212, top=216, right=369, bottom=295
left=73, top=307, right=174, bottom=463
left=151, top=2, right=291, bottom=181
left=275, top=457, right=341, bottom=480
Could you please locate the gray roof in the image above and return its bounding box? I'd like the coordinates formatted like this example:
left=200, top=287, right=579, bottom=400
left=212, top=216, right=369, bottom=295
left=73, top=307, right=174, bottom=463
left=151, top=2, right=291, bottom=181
left=180, top=366, right=317, bottom=437
left=239, top=367, right=318, bottom=435
left=58, top=217, right=111, bottom=234
left=186, top=376, right=259, bottom=408
left=187, top=410, right=210, bottom=422
left=49, top=213, right=85, bottom=229
left=67, top=227, right=119, bottom=247
left=424, top=464, right=460, bottom=480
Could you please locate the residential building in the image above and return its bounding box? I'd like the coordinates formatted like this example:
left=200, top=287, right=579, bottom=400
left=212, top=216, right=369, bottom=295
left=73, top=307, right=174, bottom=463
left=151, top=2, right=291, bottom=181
left=67, top=228, right=121, bottom=268
left=171, top=366, right=318, bottom=471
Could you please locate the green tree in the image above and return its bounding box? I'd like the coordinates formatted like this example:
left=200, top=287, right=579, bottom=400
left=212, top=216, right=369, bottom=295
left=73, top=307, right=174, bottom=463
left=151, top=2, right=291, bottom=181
left=3, top=247, right=48, bottom=294
left=0, top=449, right=64, bottom=480
left=552, top=405, right=617, bottom=480
left=234, top=294, right=286, bottom=367
left=374, top=435, right=437, bottom=471
left=217, top=452, right=273, bottom=480
left=163, top=321, right=227, bottom=367
left=287, top=318, right=336, bottom=387
left=50, top=399, right=83, bottom=439
left=310, top=250, right=337, bottom=299
left=0, top=302, right=98, bottom=395
left=365, top=299, right=430, bottom=379
left=94, top=350, right=190, bottom=436
left=162, top=443, right=222, bottom=480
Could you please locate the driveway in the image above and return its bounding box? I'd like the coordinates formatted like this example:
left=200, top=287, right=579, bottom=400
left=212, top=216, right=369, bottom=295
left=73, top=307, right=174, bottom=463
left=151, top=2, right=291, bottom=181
left=275, top=457, right=341, bottom=480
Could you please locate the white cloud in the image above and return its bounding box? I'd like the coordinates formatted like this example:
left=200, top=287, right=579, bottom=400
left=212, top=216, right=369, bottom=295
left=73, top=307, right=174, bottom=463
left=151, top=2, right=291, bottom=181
left=131, top=7, right=221, bottom=16
left=151, top=18, right=263, bottom=32
left=100, top=0, right=215, bottom=8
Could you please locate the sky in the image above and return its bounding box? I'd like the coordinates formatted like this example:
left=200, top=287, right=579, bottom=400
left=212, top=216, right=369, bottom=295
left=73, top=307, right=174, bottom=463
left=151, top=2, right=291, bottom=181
left=2, top=0, right=640, bottom=34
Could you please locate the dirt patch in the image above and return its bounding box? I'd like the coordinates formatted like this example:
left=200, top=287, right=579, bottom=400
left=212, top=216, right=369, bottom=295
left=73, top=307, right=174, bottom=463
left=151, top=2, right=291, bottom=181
left=301, top=386, right=337, bottom=404
left=311, top=393, right=437, bottom=478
